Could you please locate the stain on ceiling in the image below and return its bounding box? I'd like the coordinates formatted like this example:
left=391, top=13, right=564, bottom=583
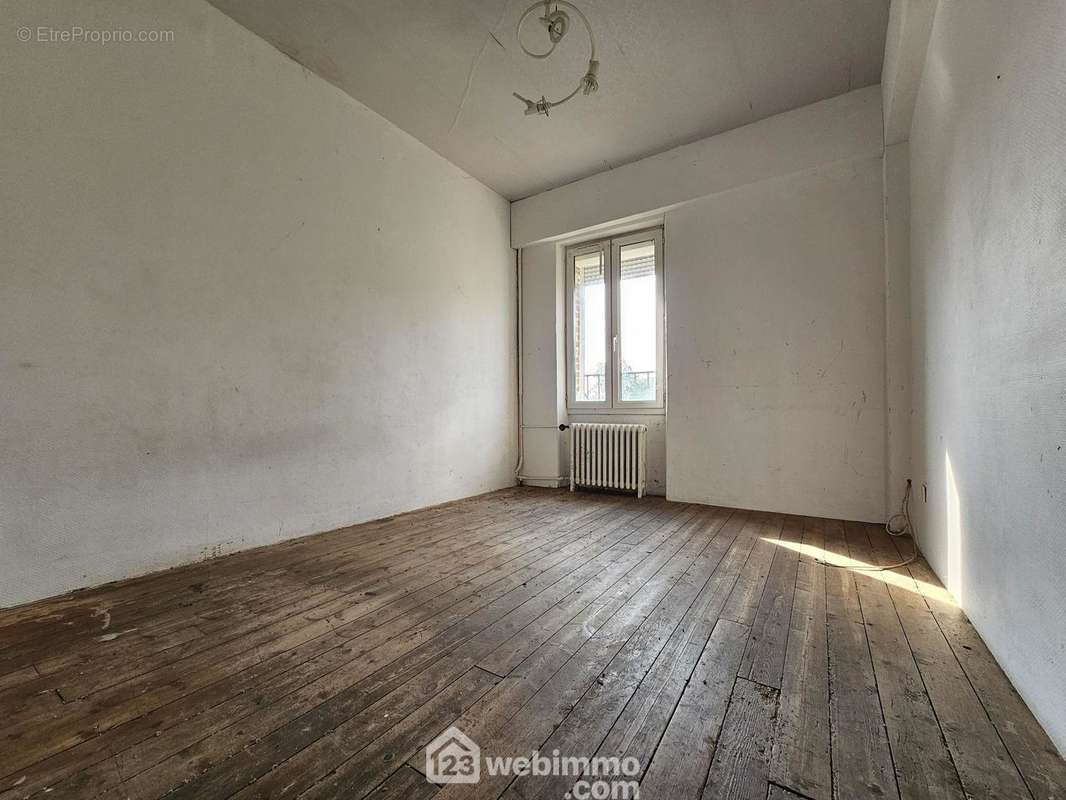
left=207, top=0, right=890, bottom=200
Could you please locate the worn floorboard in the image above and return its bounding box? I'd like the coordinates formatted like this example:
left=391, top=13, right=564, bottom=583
left=0, top=488, right=1061, bottom=800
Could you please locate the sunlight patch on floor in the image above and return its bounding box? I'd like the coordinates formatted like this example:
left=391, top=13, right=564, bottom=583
left=763, top=537, right=957, bottom=606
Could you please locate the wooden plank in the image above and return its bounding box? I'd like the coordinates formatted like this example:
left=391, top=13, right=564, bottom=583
left=823, top=518, right=899, bottom=800
left=721, top=513, right=785, bottom=625
left=633, top=619, right=749, bottom=799
left=701, top=677, right=779, bottom=800
left=0, top=666, right=39, bottom=694
left=842, top=521, right=964, bottom=800
left=740, top=515, right=803, bottom=688
left=769, top=517, right=831, bottom=800
left=369, top=765, right=438, bottom=800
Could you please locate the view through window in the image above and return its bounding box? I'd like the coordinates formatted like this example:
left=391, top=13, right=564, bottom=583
left=573, top=250, right=607, bottom=402
left=618, top=241, right=657, bottom=402
left=566, top=229, right=663, bottom=410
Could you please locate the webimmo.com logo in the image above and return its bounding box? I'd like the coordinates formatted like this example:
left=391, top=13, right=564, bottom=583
left=424, top=726, right=641, bottom=797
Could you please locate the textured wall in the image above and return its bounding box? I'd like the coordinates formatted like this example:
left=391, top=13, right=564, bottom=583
left=666, top=157, right=887, bottom=522
left=908, top=0, right=1066, bottom=753
left=0, top=0, right=516, bottom=607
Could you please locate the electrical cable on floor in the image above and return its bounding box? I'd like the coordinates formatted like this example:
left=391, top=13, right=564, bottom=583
left=820, top=479, right=920, bottom=571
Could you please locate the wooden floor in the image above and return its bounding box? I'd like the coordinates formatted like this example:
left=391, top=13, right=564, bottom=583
left=1, top=489, right=1064, bottom=800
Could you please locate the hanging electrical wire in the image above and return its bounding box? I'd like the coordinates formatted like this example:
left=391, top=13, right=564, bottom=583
left=513, top=0, right=599, bottom=117
left=820, top=479, right=920, bottom=571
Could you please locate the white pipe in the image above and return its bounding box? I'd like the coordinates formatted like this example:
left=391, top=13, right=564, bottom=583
left=514, top=247, right=524, bottom=481
left=515, top=247, right=570, bottom=485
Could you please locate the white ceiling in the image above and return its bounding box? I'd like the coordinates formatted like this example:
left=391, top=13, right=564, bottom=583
left=208, top=0, right=890, bottom=200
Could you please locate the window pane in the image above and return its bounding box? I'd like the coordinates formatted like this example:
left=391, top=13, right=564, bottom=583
left=573, top=251, right=606, bottom=402
left=618, top=241, right=657, bottom=402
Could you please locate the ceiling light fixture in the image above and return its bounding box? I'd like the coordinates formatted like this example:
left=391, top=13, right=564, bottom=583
left=513, top=0, right=599, bottom=117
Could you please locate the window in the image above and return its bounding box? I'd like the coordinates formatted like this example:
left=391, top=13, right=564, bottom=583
left=566, top=228, right=664, bottom=411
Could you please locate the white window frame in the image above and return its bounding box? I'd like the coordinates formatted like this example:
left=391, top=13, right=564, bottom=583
left=565, top=227, right=665, bottom=414
left=565, top=238, right=612, bottom=411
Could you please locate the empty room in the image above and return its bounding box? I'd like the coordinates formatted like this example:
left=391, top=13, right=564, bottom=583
left=2, top=1, right=1065, bottom=798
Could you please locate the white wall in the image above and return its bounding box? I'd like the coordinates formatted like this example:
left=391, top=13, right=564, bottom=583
left=515, top=89, right=886, bottom=513
left=0, top=0, right=516, bottom=608
left=908, top=0, right=1066, bottom=753
left=667, top=158, right=886, bottom=522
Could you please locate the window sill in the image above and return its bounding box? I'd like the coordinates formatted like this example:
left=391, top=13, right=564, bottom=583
left=567, top=407, right=666, bottom=417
